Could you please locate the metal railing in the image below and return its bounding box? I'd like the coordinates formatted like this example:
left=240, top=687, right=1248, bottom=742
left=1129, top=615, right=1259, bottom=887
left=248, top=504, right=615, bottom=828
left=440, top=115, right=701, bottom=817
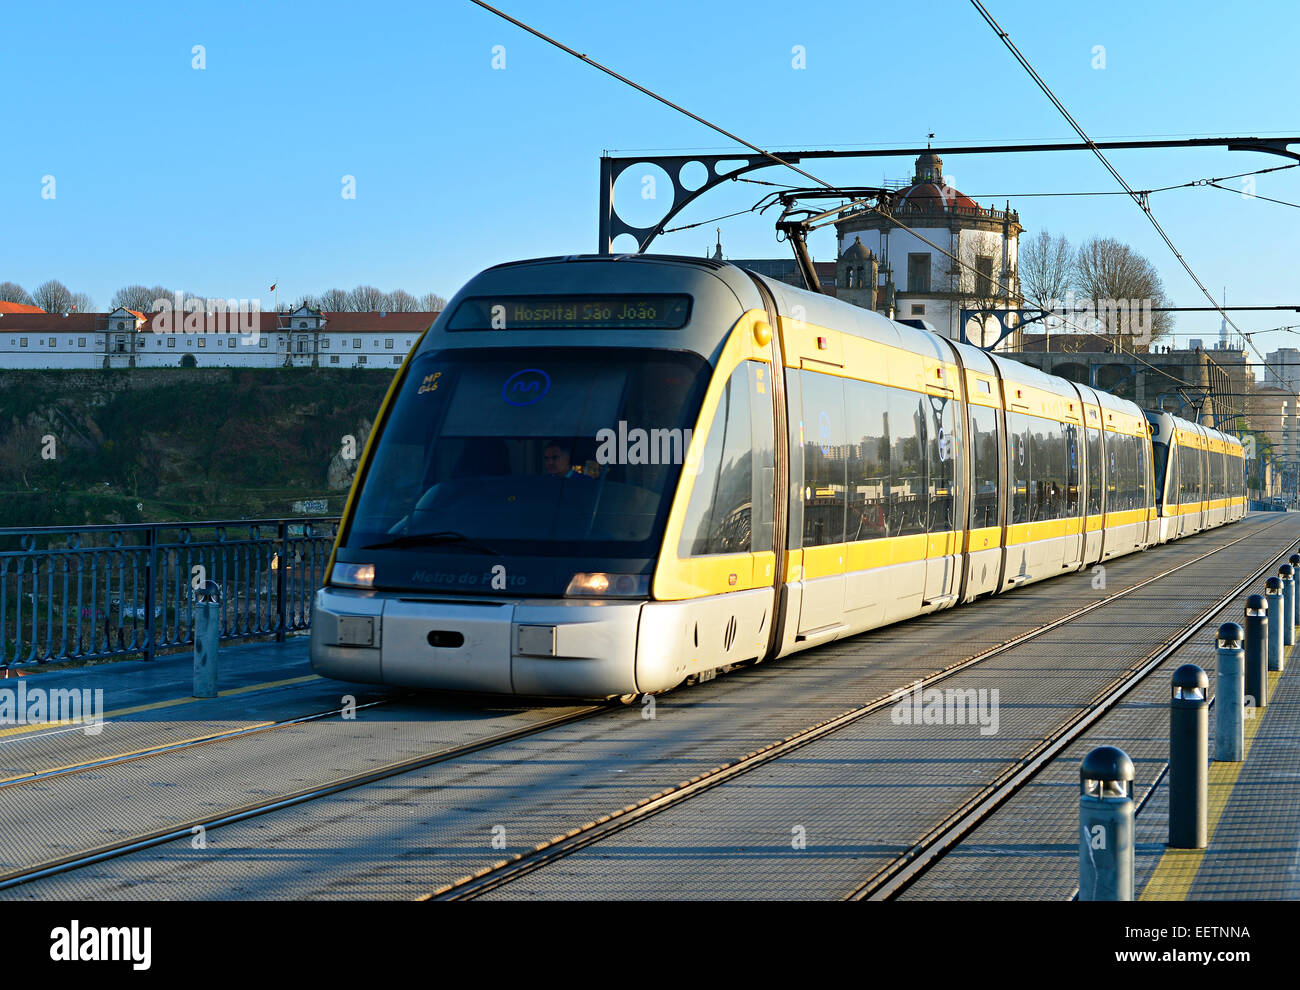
left=0, top=517, right=339, bottom=669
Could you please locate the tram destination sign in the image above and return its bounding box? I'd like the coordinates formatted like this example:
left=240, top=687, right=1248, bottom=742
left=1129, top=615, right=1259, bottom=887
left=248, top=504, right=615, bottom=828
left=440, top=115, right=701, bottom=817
left=449, top=294, right=691, bottom=331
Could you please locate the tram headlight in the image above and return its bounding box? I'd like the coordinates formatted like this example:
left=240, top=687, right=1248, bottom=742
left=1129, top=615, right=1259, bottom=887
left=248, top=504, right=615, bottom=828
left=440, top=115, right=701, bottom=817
left=564, top=572, right=649, bottom=598
left=331, top=562, right=375, bottom=588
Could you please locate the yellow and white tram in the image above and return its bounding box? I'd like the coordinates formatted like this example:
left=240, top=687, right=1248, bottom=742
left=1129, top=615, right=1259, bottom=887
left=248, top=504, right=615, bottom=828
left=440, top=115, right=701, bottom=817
left=310, top=254, right=1247, bottom=698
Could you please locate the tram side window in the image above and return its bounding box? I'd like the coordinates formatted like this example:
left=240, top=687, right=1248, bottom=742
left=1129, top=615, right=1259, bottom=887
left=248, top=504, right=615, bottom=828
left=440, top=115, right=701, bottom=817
left=1106, top=435, right=1123, bottom=512
left=1065, top=424, right=1081, bottom=515
left=786, top=369, right=803, bottom=549
left=890, top=389, right=928, bottom=536
left=843, top=378, right=890, bottom=541
left=1152, top=442, right=1169, bottom=510
left=927, top=394, right=958, bottom=532
left=1169, top=444, right=1180, bottom=507
left=969, top=405, right=1000, bottom=529
left=1033, top=416, right=1066, bottom=521
left=1136, top=437, right=1148, bottom=508
left=679, top=363, right=765, bottom=556
left=1007, top=412, right=1032, bottom=525
left=1086, top=427, right=1103, bottom=515
left=800, top=370, right=847, bottom=547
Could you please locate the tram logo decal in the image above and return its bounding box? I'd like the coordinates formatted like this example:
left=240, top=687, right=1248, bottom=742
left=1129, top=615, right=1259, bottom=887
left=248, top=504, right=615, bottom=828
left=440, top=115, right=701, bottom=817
left=502, top=368, right=551, bottom=406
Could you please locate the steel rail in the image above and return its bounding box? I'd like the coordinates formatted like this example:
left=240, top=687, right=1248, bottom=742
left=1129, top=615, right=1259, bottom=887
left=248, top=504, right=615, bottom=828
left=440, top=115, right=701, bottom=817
left=429, top=518, right=1286, bottom=900
left=850, top=532, right=1299, bottom=900
left=0, top=702, right=608, bottom=892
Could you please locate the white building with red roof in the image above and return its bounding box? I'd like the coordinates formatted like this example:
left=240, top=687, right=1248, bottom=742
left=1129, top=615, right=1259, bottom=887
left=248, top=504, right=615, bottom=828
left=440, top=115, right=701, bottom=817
left=0, top=303, right=438, bottom=369
left=836, top=151, right=1024, bottom=347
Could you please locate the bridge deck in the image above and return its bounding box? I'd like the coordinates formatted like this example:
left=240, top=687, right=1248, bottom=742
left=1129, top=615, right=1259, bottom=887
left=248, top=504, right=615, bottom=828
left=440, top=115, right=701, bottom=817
left=0, top=513, right=1296, bottom=901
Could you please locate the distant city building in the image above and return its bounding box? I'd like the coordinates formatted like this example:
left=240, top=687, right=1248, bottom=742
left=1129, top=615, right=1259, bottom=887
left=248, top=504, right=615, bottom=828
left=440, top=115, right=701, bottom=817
left=0, top=304, right=438, bottom=369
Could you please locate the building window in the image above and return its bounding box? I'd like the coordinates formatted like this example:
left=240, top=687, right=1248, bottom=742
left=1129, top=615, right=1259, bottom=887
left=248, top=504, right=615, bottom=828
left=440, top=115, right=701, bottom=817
left=321, top=339, right=329, bottom=349
left=115, top=335, right=126, bottom=353
left=385, top=338, right=393, bottom=349
left=975, top=255, right=995, bottom=297
left=353, top=338, right=361, bottom=349
left=298, top=321, right=307, bottom=329
left=78, top=338, right=86, bottom=347
left=259, top=339, right=268, bottom=348
left=907, top=253, right=931, bottom=294
left=393, top=355, right=401, bottom=364
left=117, top=321, right=126, bottom=330
left=911, top=304, right=926, bottom=315
left=358, top=355, right=367, bottom=364
left=168, top=337, right=176, bottom=348
left=198, top=338, right=206, bottom=348
left=329, top=355, right=339, bottom=364
left=229, top=337, right=236, bottom=347
left=49, top=337, right=56, bottom=347
left=187, top=338, right=193, bottom=347
left=20, top=338, right=27, bottom=347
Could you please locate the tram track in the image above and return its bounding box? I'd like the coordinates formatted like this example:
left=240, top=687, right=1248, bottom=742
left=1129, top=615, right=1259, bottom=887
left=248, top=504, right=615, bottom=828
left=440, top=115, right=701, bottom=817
left=427, top=518, right=1295, bottom=900
left=0, top=518, right=1285, bottom=897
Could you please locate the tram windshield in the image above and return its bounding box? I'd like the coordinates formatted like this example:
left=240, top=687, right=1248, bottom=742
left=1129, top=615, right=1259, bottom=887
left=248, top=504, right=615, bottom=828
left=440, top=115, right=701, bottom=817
left=340, top=347, right=711, bottom=561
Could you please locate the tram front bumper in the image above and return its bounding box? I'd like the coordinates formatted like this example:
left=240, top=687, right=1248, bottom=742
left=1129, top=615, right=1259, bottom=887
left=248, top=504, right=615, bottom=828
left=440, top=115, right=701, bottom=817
left=310, top=587, right=644, bottom=698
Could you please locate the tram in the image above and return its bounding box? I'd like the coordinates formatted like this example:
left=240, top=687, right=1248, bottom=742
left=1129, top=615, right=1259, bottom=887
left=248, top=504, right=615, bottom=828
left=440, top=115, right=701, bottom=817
left=310, top=254, right=1247, bottom=698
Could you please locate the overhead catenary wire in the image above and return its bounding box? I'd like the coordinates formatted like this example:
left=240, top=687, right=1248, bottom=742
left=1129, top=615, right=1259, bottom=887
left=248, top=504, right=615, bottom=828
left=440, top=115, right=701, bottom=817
left=968, top=0, right=1292, bottom=395
left=467, top=0, right=835, bottom=193
left=469, top=0, right=1287, bottom=414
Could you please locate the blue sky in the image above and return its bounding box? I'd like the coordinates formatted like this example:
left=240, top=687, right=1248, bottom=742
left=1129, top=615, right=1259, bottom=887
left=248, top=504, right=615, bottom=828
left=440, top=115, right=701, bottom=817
left=2, top=0, right=1298, bottom=354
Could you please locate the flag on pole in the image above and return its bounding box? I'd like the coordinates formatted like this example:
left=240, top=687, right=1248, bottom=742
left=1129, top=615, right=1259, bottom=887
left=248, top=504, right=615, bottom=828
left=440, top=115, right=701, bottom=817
left=269, top=282, right=277, bottom=292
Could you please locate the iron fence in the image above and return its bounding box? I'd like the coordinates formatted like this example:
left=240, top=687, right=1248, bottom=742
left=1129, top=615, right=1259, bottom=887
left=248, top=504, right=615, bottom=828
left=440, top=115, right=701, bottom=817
left=0, top=517, right=340, bottom=669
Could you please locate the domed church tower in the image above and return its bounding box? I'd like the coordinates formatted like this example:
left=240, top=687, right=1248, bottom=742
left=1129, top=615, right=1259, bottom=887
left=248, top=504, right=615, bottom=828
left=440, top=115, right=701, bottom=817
left=836, top=236, right=878, bottom=310
left=835, top=151, right=1024, bottom=346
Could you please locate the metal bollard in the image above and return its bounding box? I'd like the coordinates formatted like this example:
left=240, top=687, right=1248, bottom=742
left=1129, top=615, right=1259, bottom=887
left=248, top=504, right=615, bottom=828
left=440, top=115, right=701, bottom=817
left=1168, top=664, right=1209, bottom=849
left=1291, top=554, right=1300, bottom=635
left=1265, top=577, right=1285, bottom=672
left=193, top=581, right=222, bottom=699
left=1281, top=564, right=1295, bottom=648
left=1079, top=745, right=1135, bottom=901
left=1244, top=595, right=1268, bottom=712
left=1215, top=622, right=1245, bottom=763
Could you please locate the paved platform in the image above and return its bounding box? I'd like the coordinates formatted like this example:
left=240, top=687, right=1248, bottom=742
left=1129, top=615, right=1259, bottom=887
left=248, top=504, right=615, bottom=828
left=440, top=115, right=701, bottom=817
left=1, top=513, right=1297, bottom=900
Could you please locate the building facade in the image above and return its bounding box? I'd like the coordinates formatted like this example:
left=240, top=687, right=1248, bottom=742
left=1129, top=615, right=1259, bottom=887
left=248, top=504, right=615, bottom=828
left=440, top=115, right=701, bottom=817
left=0, top=305, right=437, bottom=370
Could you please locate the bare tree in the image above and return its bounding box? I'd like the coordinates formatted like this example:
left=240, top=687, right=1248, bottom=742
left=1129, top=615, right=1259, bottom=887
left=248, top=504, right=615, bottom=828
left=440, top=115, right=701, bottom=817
left=319, top=288, right=350, bottom=312
left=348, top=285, right=390, bottom=311
left=386, top=289, right=420, bottom=312
left=69, top=291, right=95, bottom=312
left=419, top=291, right=448, bottom=312
left=146, top=285, right=174, bottom=310
left=1019, top=230, right=1074, bottom=309
left=1073, top=237, right=1173, bottom=348
left=112, top=284, right=158, bottom=312
left=32, top=279, right=75, bottom=314
left=0, top=281, right=34, bottom=305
